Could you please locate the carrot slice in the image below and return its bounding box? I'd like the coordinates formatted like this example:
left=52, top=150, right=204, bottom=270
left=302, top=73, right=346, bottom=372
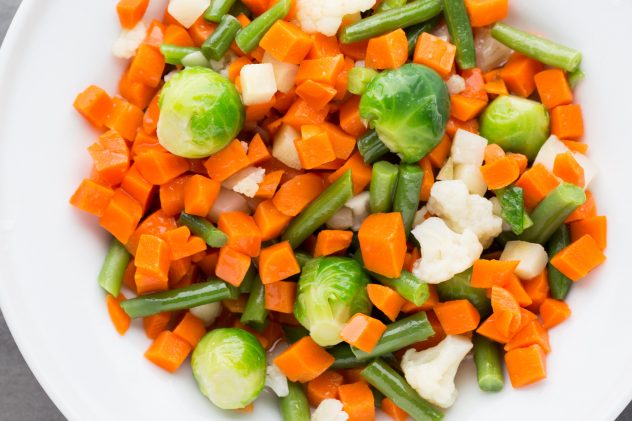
left=255, top=170, right=284, bottom=200
left=106, top=97, right=144, bottom=141
left=253, top=200, right=292, bottom=242
left=99, top=189, right=143, bottom=244
left=259, top=20, right=312, bottom=64
left=74, top=85, right=113, bottom=128
left=204, top=139, right=251, bottom=181
left=135, top=150, right=189, bottom=185
left=471, top=259, right=519, bottom=288
left=247, top=133, right=272, bottom=165
left=215, top=246, right=252, bottom=287
left=381, top=398, right=409, bottom=421
left=116, top=0, right=149, bottom=29
left=264, top=281, right=297, bottom=313
left=70, top=179, right=115, bottom=217
left=480, top=156, right=520, bottom=189
left=366, top=29, right=408, bottom=70
left=553, top=152, right=585, bottom=187
left=218, top=211, right=262, bottom=257
left=505, top=344, right=547, bottom=388
left=173, top=312, right=207, bottom=347
left=327, top=151, right=372, bottom=194
left=413, top=32, right=456, bottom=77
left=570, top=215, right=607, bottom=251
left=358, top=213, right=407, bottom=279
left=338, top=381, right=375, bottom=421
left=184, top=175, right=221, bottom=217
left=534, top=68, right=573, bottom=110
left=272, top=173, right=324, bottom=217
left=340, top=313, right=387, bottom=353
left=307, top=371, right=344, bottom=407
left=539, top=298, right=571, bottom=329
left=274, top=336, right=335, bottom=382
left=106, top=293, right=131, bottom=335
left=500, top=53, right=543, bottom=97
left=259, top=241, right=300, bottom=285
left=464, top=0, right=508, bottom=27
left=433, top=299, right=481, bottom=335
left=143, top=312, right=172, bottom=339
left=339, top=96, right=368, bottom=137
left=514, top=164, right=560, bottom=209
left=314, top=230, right=354, bottom=257
left=145, top=331, right=192, bottom=373
left=550, top=234, right=606, bottom=281
left=505, top=320, right=550, bottom=353
left=551, top=104, right=584, bottom=139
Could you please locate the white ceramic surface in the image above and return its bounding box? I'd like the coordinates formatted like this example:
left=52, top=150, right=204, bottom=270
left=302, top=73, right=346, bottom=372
left=1, top=0, right=631, bottom=420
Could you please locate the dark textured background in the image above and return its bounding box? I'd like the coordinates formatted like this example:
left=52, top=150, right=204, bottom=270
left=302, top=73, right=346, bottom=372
left=0, top=1, right=629, bottom=420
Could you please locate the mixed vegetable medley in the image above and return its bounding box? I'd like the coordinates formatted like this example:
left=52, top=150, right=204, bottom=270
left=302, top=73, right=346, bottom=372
left=70, top=0, right=607, bottom=418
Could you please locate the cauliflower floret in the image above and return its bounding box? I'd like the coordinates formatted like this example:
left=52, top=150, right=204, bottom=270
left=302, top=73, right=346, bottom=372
left=411, top=217, right=482, bottom=284
left=401, top=335, right=473, bottom=409
left=112, top=21, right=147, bottom=59
left=345, top=191, right=371, bottom=231
left=500, top=240, right=548, bottom=280
left=446, top=74, right=466, bottom=95
left=190, top=302, right=222, bottom=326
left=222, top=167, right=266, bottom=198
left=295, top=0, right=376, bottom=36
left=326, top=207, right=354, bottom=230
left=312, top=399, right=349, bottom=421
left=427, top=180, right=502, bottom=247
left=265, top=363, right=289, bottom=397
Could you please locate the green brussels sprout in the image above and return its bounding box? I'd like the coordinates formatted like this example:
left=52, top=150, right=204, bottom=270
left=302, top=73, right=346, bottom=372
left=295, top=257, right=371, bottom=347
left=158, top=67, right=244, bottom=158
left=480, top=95, right=550, bottom=160
left=359, top=63, right=450, bottom=163
left=191, top=328, right=266, bottom=410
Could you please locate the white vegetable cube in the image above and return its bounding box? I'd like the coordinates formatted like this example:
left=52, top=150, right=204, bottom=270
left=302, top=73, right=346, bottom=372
left=167, top=0, right=210, bottom=28
left=345, top=191, right=371, bottom=231
left=454, top=164, right=487, bottom=196
left=295, top=0, right=376, bottom=36
left=436, top=157, right=454, bottom=181
left=262, top=52, right=299, bottom=94
left=272, top=124, right=302, bottom=170
left=451, top=129, right=488, bottom=166
left=312, top=399, right=349, bottom=421
left=573, top=152, right=598, bottom=188
left=326, top=207, right=354, bottom=230
left=111, top=22, right=147, bottom=59
left=222, top=167, right=266, bottom=198
left=190, top=302, right=222, bottom=326
left=240, top=63, right=278, bottom=106
left=265, top=363, right=289, bottom=397
left=446, top=74, right=465, bottom=95
left=501, top=241, right=548, bottom=280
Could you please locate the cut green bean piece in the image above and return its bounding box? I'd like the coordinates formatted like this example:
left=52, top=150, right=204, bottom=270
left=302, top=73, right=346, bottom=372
left=347, top=67, right=379, bottom=95
left=351, top=312, right=434, bottom=359
left=98, top=238, right=131, bottom=297
left=178, top=213, right=228, bottom=247
left=568, top=68, right=585, bottom=89
left=436, top=268, right=491, bottom=317
left=497, top=186, right=526, bottom=235
left=160, top=44, right=201, bottom=65
left=330, top=344, right=368, bottom=369
left=377, top=0, right=408, bottom=12
left=358, top=131, right=390, bottom=164
left=516, top=183, right=585, bottom=244
left=294, top=251, right=312, bottom=268
left=235, top=0, right=290, bottom=53
left=229, top=0, right=252, bottom=17
left=491, top=23, right=582, bottom=72
left=204, top=0, right=237, bottom=22
left=202, top=14, right=241, bottom=60
left=121, top=279, right=238, bottom=318
left=283, top=325, right=309, bottom=344
left=340, top=0, right=443, bottom=44
left=241, top=277, right=268, bottom=327
left=362, top=359, right=444, bottom=421
left=280, top=382, right=310, bottom=421
left=370, top=161, right=399, bottom=214
left=442, top=0, right=476, bottom=69
left=406, top=15, right=441, bottom=55
left=473, top=334, right=504, bottom=392
left=239, top=265, right=257, bottom=293
left=393, top=164, right=424, bottom=236
left=282, top=170, right=354, bottom=248
left=547, top=225, right=573, bottom=300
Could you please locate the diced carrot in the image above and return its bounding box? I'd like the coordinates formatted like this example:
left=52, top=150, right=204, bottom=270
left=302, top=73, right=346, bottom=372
left=162, top=226, right=206, bottom=260
left=173, top=312, right=207, bottom=347
left=505, top=320, right=550, bottom=353
left=505, top=344, right=547, bottom=388
left=434, top=299, right=481, bottom=335
left=476, top=312, right=512, bottom=344
left=274, top=336, right=335, bottom=382
left=295, top=132, right=337, bottom=170
left=272, top=173, right=324, bottom=217
left=484, top=143, right=505, bottom=164
left=340, top=313, right=387, bottom=353
left=100, top=189, right=143, bottom=244
left=241, top=0, right=269, bottom=15
left=539, top=298, right=571, bottom=329
left=338, top=381, right=375, bottom=421
left=382, top=398, right=409, bottom=421
left=145, top=331, right=192, bottom=373
left=215, top=246, right=252, bottom=287
left=410, top=310, right=446, bottom=350
left=169, top=256, right=192, bottom=286
left=143, top=312, right=171, bottom=339
left=367, top=284, right=405, bottom=322
left=295, top=54, right=345, bottom=86
left=446, top=117, right=479, bottom=137
left=264, top=281, right=297, bottom=313
left=135, top=234, right=171, bottom=294
left=358, top=213, right=407, bottom=279
left=404, top=247, right=421, bottom=273
left=188, top=17, right=216, bottom=47
left=253, top=200, right=292, bottom=241
left=570, top=215, right=607, bottom=251
left=163, top=24, right=195, bottom=47
left=126, top=210, right=178, bottom=255
left=321, top=122, right=356, bottom=160
left=128, top=44, right=165, bottom=88
left=295, top=80, right=338, bottom=111
left=413, top=32, right=456, bottom=77
left=484, top=77, right=509, bottom=96
left=341, top=368, right=365, bottom=384
left=70, top=179, right=115, bottom=217
left=260, top=20, right=312, bottom=64
left=491, top=286, right=521, bottom=335
left=204, top=139, right=251, bottom=181
left=566, top=190, right=596, bottom=223
left=551, top=104, right=584, bottom=139
left=121, top=164, right=154, bottom=211
left=553, top=152, right=585, bottom=187
left=259, top=241, right=300, bottom=285
left=534, top=68, right=573, bottom=110
left=339, top=95, right=368, bottom=137
left=504, top=274, right=533, bottom=307
left=74, top=85, right=113, bottom=129
left=428, top=135, right=452, bottom=168
left=273, top=88, right=297, bottom=114
left=522, top=270, right=549, bottom=313
left=480, top=156, right=520, bottom=189
left=183, top=175, right=221, bottom=217
left=116, top=0, right=149, bottom=29
left=464, top=0, right=508, bottom=26
left=88, top=130, right=131, bottom=186
left=106, top=97, right=144, bottom=141
left=328, top=151, right=373, bottom=194
left=247, top=133, right=271, bottom=165
left=507, top=152, right=528, bottom=174
left=218, top=212, right=262, bottom=257
left=228, top=56, right=252, bottom=83
left=450, top=95, right=487, bottom=121
left=550, top=234, right=606, bottom=281
left=159, top=175, right=190, bottom=216
left=340, top=39, right=369, bottom=61
left=314, top=230, right=354, bottom=257
left=106, top=294, right=131, bottom=335
left=246, top=97, right=277, bottom=123
left=515, top=164, right=560, bottom=209
left=500, top=53, right=543, bottom=97
left=307, top=371, right=344, bottom=407
left=366, top=29, right=408, bottom=70
left=135, top=150, right=189, bottom=185
left=283, top=98, right=330, bottom=128
left=307, top=33, right=341, bottom=59
left=144, top=20, right=165, bottom=48
left=562, top=140, right=588, bottom=154
left=255, top=170, right=284, bottom=200
left=419, top=158, right=434, bottom=202
left=131, top=130, right=166, bottom=157
left=197, top=250, right=218, bottom=276
left=119, top=67, right=158, bottom=110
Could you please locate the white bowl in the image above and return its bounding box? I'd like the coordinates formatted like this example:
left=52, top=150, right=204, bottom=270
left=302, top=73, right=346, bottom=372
left=1, top=0, right=631, bottom=420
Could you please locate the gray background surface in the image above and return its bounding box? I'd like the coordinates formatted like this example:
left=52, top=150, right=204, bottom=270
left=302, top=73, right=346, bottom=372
left=0, top=1, right=629, bottom=420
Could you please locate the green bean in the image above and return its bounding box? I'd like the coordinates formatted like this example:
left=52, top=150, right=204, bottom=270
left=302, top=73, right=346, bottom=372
left=235, top=0, right=290, bottom=53
left=377, top=0, right=408, bottom=12
left=294, top=251, right=312, bottom=269
left=282, top=170, right=354, bottom=248
left=568, top=68, right=585, bottom=90
left=283, top=325, right=309, bottom=344
left=516, top=182, right=585, bottom=244
left=406, top=15, right=441, bottom=56
left=496, top=186, right=526, bottom=235
left=372, top=271, right=429, bottom=306
left=238, top=265, right=257, bottom=293
left=473, top=334, right=504, bottom=392
left=240, top=277, right=268, bottom=327
left=358, top=131, right=390, bottom=164
left=330, top=344, right=369, bottom=369
left=178, top=213, right=228, bottom=247
left=204, top=0, right=237, bottom=22
left=442, top=0, right=476, bottom=69
left=280, top=382, right=310, bottom=421
left=121, top=279, right=238, bottom=318
left=393, top=164, right=424, bottom=236
left=160, top=44, right=201, bottom=65
left=362, top=359, right=444, bottom=421
left=97, top=238, right=131, bottom=297
left=491, top=23, right=582, bottom=72
left=370, top=161, right=399, bottom=214
left=436, top=268, right=491, bottom=317
left=352, top=312, right=434, bottom=359
left=547, top=225, right=573, bottom=300
left=202, top=14, right=241, bottom=60
left=229, top=0, right=252, bottom=18
left=340, top=0, right=443, bottom=44
left=347, top=67, right=378, bottom=95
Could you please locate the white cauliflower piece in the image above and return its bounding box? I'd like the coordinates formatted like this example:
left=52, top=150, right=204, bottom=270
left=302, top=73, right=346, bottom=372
left=312, top=399, right=349, bottom=421
left=446, top=74, right=466, bottom=95
left=345, top=191, right=371, bottom=231
left=273, top=125, right=302, bottom=170
left=489, top=197, right=512, bottom=232
left=326, top=207, right=354, bottom=230
left=451, top=129, right=487, bottom=166
left=210, top=50, right=238, bottom=76
left=265, top=363, right=289, bottom=397
left=168, top=0, right=210, bottom=28
left=411, top=217, right=483, bottom=284
left=500, top=241, right=548, bottom=280
left=413, top=206, right=430, bottom=227
left=401, top=335, right=473, bottom=409
left=222, top=167, right=266, bottom=198
left=427, top=180, right=502, bottom=247
left=295, top=0, right=376, bottom=36
left=112, top=22, right=147, bottom=59
left=189, top=302, right=222, bottom=326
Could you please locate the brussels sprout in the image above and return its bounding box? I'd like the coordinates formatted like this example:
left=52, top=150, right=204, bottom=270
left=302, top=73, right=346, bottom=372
left=191, top=328, right=266, bottom=410
left=359, top=63, right=450, bottom=163
left=295, top=257, right=371, bottom=347
left=158, top=67, right=244, bottom=158
left=480, top=95, right=550, bottom=161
